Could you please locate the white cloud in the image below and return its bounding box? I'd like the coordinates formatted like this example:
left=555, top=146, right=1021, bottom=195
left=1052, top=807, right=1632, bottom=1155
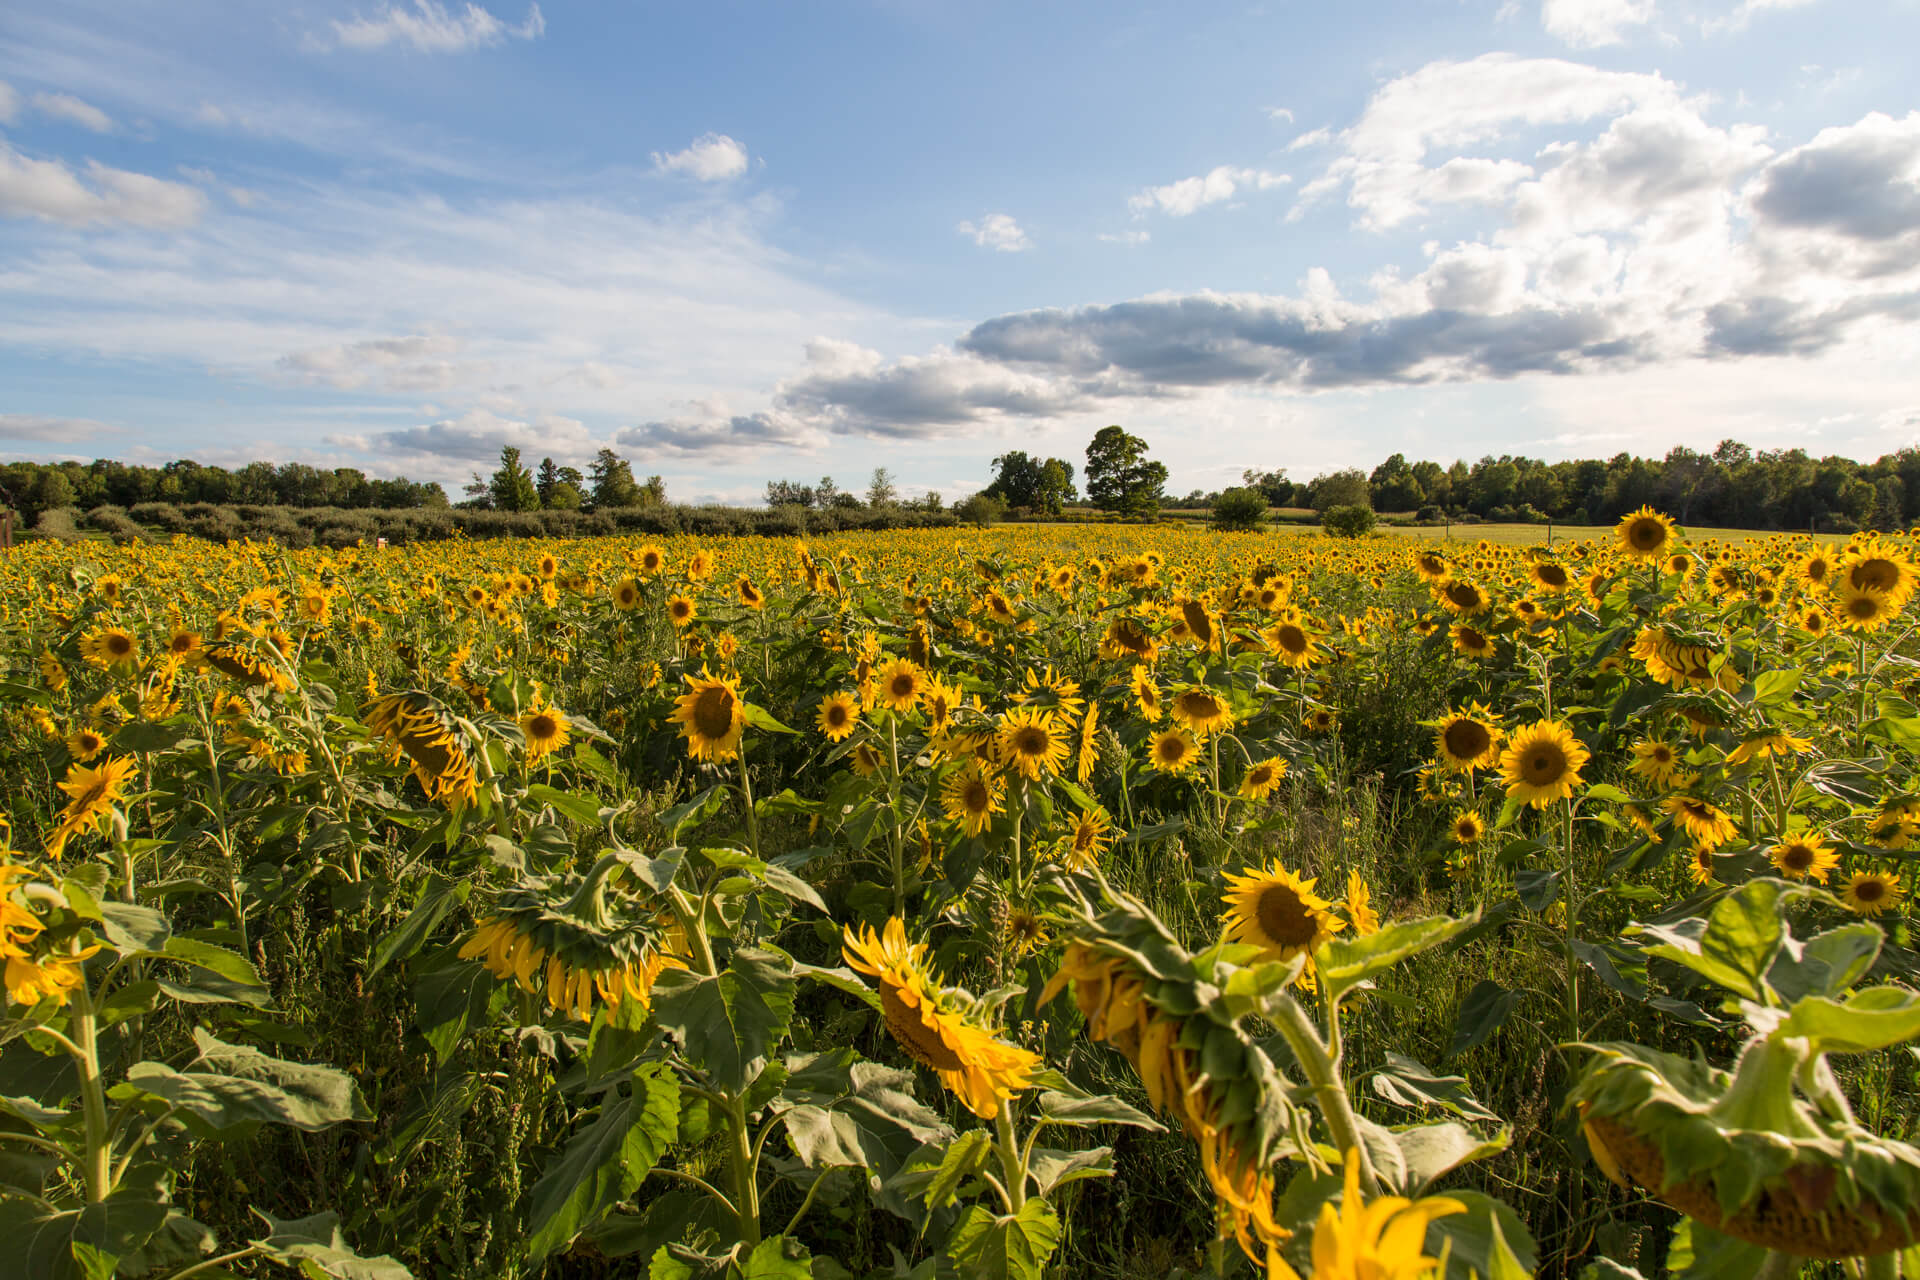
left=329, top=1, right=546, bottom=53
left=956, top=213, right=1032, bottom=252
left=771, top=338, right=1094, bottom=438
left=1287, top=127, right=1332, bottom=152
left=371, top=408, right=596, bottom=463
left=1267, top=107, right=1295, bottom=124
left=31, top=91, right=112, bottom=132
left=651, top=133, right=749, bottom=182
left=1744, top=111, right=1920, bottom=283
left=278, top=335, right=465, bottom=391
left=1703, top=0, right=1822, bottom=34
left=1098, top=229, right=1150, bottom=246
left=1541, top=0, right=1656, bottom=48
left=0, top=142, right=206, bottom=227
left=0, top=412, right=110, bottom=441
left=1128, top=165, right=1290, bottom=217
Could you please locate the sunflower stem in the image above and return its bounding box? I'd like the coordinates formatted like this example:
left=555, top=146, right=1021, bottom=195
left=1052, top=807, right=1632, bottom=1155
left=1754, top=1249, right=1802, bottom=1280
left=71, top=982, right=113, bottom=1203
left=993, top=1100, right=1028, bottom=1212
left=1266, top=990, right=1379, bottom=1199
left=736, top=739, right=761, bottom=861
left=724, top=1093, right=762, bottom=1247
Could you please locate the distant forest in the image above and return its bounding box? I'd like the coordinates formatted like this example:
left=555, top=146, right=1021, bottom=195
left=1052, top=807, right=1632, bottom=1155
left=2, top=438, right=1918, bottom=537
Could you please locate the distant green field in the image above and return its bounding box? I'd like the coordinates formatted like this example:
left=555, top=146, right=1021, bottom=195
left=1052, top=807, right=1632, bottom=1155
left=1371, top=521, right=1784, bottom=547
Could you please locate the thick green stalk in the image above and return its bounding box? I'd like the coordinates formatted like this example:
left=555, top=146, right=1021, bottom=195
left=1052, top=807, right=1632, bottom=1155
left=1267, top=991, right=1379, bottom=1198
left=994, top=1101, right=1028, bottom=1212
left=71, top=984, right=112, bottom=1203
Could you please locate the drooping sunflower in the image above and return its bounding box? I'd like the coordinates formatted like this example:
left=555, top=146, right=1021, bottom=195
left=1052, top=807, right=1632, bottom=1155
left=1147, top=727, right=1201, bottom=775
left=1688, top=845, right=1718, bottom=887
left=1017, top=665, right=1087, bottom=719
left=1221, top=861, right=1345, bottom=965
left=1769, top=832, right=1839, bottom=882
left=1615, top=505, right=1676, bottom=560
left=1075, top=703, right=1100, bottom=785
left=1169, top=686, right=1234, bottom=739
left=78, top=627, right=140, bottom=672
left=940, top=762, right=1004, bottom=837
left=734, top=576, right=764, bottom=610
left=1433, top=705, right=1501, bottom=773
left=37, top=650, right=68, bottom=692
left=670, top=669, right=746, bottom=762
left=1100, top=616, right=1159, bottom=664
left=1498, top=720, right=1590, bottom=808
left=1129, top=666, right=1163, bottom=721
left=1344, top=872, right=1380, bottom=936
left=1238, top=757, right=1288, bottom=801
left=520, top=702, right=571, bottom=763
left=816, top=692, right=860, bottom=742
left=363, top=691, right=481, bottom=809
left=1177, top=598, right=1220, bottom=654
left=1726, top=731, right=1814, bottom=766
left=996, top=707, right=1069, bottom=781
left=1664, top=795, right=1738, bottom=851
left=1843, top=869, right=1903, bottom=917
left=44, top=755, right=139, bottom=859
left=876, top=658, right=927, bottom=714
left=843, top=918, right=1040, bottom=1118
left=462, top=892, right=685, bottom=1022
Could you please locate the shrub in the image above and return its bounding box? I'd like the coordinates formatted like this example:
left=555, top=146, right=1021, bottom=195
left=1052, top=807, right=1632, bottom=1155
left=1322, top=505, right=1377, bottom=538
left=1414, top=505, right=1445, bottom=525
left=954, top=493, right=1007, bottom=527
left=84, top=505, right=146, bottom=543
left=1211, top=486, right=1270, bottom=532
left=30, top=506, right=81, bottom=542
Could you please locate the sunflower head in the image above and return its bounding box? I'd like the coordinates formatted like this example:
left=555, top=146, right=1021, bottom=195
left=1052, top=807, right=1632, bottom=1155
left=670, top=668, right=746, bottom=762
left=1615, top=505, right=1676, bottom=560
left=1498, top=720, right=1590, bottom=808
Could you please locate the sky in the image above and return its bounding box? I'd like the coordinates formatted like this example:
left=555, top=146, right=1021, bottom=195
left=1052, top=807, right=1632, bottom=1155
left=1, top=0, right=1918, bottom=504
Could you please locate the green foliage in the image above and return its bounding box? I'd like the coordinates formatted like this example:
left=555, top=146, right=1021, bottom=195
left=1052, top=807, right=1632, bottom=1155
left=1083, top=426, right=1167, bottom=517
left=1322, top=503, right=1377, bottom=537
left=1210, top=485, right=1269, bottom=531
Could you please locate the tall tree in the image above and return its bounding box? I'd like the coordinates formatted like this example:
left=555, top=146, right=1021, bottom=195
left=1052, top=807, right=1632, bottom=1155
left=588, top=449, right=641, bottom=509
left=490, top=446, right=541, bottom=512
left=1084, top=426, right=1167, bottom=518
left=867, top=467, right=898, bottom=508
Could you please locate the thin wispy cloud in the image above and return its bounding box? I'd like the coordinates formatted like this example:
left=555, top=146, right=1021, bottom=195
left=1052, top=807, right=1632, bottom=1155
left=327, top=1, right=546, bottom=53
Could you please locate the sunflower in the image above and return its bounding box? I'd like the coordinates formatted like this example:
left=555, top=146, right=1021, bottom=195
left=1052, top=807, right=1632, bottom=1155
left=1345, top=872, right=1380, bottom=936
left=65, top=726, right=109, bottom=763
left=1615, top=505, right=1675, bottom=560
left=1001, top=907, right=1050, bottom=958
left=1839, top=539, right=1917, bottom=605
left=611, top=577, right=642, bottom=611
left=79, top=627, right=139, bottom=671
left=1833, top=583, right=1898, bottom=632
left=1017, top=665, right=1087, bottom=719
left=1147, top=727, right=1201, bottom=775
left=37, top=650, right=67, bottom=692
left=736, top=576, right=765, bottom=610
left=1664, top=795, right=1738, bottom=851
left=1726, top=731, right=1814, bottom=766
left=363, top=691, right=481, bottom=809
left=1628, top=739, right=1684, bottom=789
left=44, top=755, right=139, bottom=859
left=1434, top=705, right=1501, bottom=773
left=1769, top=833, right=1839, bottom=883
left=1414, top=552, right=1450, bottom=581
left=635, top=544, right=667, bottom=577
left=1450, top=623, right=1495, bottom=661
left=1301, top=707, right=1337, bottom=735
left=685, top=548, right=715, bottom=581
left=1239, top=757, right=1288, bottom=801
left=849, top=742, right=886, bottom=777
left=1222, top=860, right=1345, bottom=965
left=1843, top=869, right=1903, bottom=917
left=843, top=918, right=1040, bottom=1118
left=1435, top=579, right=1490, bottom=616
left=1449, top=810, right=1486, bottom=845
left=1057, top=804, right=1115, bottom=870
left=1100, top=616, right=1159, bottom=663
left=996, top=708, right=1069, bottom=780
left=940, top=762, right=1004, bottom=837
left=1498, top=720, right=1590, bottom=808
left=666, top=594, right=698, bottom=629
left=1169, top=686, right=1234, bottom=739
left=461, top=908, right=685, bottom=1022
left=1075, top=703, right=1100, bottom=785
left=871, top=658, right=925, bottom=715
left=670, top=669, right=746, bottom=762
left=1263, top=618, right=1322, bottom=669
left=1688, top=845, right=1718, bottom=886
left=816, top=692, right=860, bottom=742
left=1178, top=598, right=1220, bottom=653
left=1268, top=1148, right=1463, bottom=1280
left=1130, top=666, right=1163, bottom=721
left=922, top=677, right=962, bottom=737
left=1799, top=550, right=1836, bottom=590
left=520, top=702, right=571, bottom=763
left=1530, top=560, right=1572, bottom=593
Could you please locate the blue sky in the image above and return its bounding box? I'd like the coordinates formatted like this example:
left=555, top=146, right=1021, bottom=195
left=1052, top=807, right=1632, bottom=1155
left=2, top=0, right=1917, bottom=503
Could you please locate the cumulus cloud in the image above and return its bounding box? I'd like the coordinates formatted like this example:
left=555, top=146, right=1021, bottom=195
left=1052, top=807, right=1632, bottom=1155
left=616, top=409, right=821, bottom=455
left=277, top=335, right=465, bottom=391
left=769, top=338, right=1093, bottom=439
left=1541, top=0, right=1656, bottom=48
left=32, top=92, right=112, bottom=132
left=371, top=408, right=596, bottom=462
left=0, top=142, right=206, bottom=227
left=1745, top=111, right=1920, bottom=279
left=0, top=412, right=110, bottom=441
left=1129, top=166, right=1290, bottom=217
left=652, top=133, right=749, bottom=181
left=956, top=213, right=1031, bottom=252
left=329, top=1, right=546, bottom=53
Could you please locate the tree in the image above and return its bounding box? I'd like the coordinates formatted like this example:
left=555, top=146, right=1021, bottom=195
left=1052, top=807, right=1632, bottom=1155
left=1241, top=469, right=1296, bottom=506
left=867, top=467, right=898, bottom=508
left=461, top=472, right=492, bottom=509
left=639, top=475, right=667, bottom=507
left=765, top=479, right=816, bottom=508
left=1084, top=427, right=1167, bottom=518
left=490, top=446, right=540, bottom=512
left=986, top=452, right=1078, bottom=513
left=954, top=492, right=1007, bottom=527
left=1322, top=504, right=1377, bottom=538
left=1212, top=486, right=1269, bottom=532
left=1369, top=454, right=1424, bottom=512
left=1307, top=469, right=1371, bottom=513
left=588, top=449, right=641, bottom=509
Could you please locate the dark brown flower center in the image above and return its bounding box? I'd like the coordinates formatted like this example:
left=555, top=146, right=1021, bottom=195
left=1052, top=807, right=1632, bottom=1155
left=1523, top=745, right=1566, bottom=786
left=1443, top=720, right=1491, bottom=760
left=1254, top=884, right=1318, bottom=950
left=692, top=686, right=735, bottom=739
left=880, top=980, right=963, bottom=1071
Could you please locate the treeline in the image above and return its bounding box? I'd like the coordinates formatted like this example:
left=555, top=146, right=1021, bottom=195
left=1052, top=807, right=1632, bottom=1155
left=1228, top=442, right=1920, bottom=533
left=30, top=500, right=957, bottom=548
left=0, top=457, right=447, bottom=522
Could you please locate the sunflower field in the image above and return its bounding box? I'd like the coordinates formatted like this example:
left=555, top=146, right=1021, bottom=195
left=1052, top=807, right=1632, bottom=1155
left=5, top=511, right=1920, bottom=1280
